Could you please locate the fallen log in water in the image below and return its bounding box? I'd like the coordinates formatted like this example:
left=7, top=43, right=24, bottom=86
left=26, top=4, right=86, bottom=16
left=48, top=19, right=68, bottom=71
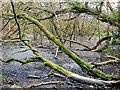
left=16, top=13, right=120, bottom=80
left=0, top=41, right=119, bottom=86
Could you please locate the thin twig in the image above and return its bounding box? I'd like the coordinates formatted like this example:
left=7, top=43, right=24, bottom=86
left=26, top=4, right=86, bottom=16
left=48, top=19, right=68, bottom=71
left=28, top=81, right=64, bottom=88
left=52, top=72, right=66, bottom=78
left=63, top=14, right=80, bottom=21
left=65, top=38, right=91, bottom=50
left=0, top=19, right=12, bottom=32
left=3, top=23, right=16, bottom=38
left=26, top=75, right=40, bottom=79
left=92, top=60, right=120, bottom=68
left=0, top=39, right=21, bottom=43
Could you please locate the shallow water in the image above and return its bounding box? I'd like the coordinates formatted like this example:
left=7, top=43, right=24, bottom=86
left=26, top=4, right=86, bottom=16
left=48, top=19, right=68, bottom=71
left=1, top=39, right=120, bottom=89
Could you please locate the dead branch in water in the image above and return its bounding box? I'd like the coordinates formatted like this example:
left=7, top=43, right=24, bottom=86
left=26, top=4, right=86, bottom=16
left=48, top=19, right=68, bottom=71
left=28, top=81, right=64, bottom=88
left=92, top=60, right=120, bottom=67
left=92, top=55, right=120, bottom=68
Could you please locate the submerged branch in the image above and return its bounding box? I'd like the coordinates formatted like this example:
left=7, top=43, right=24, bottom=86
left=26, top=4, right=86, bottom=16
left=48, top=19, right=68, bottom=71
left=0, top=57, right=41, bottom=64
left=28, top=81, right=64, bottom=88
left=9, top=49, right=31, bottom=58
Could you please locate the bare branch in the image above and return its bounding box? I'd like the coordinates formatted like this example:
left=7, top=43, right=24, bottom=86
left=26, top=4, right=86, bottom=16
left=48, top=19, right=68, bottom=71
left=28, top=81, right=64, bottom=88
left=70, top=2, right=119, bottom=27
left=92, top=60, right=120, bottom=68
left=0, top=19, right=12, bottom=32
left=10, top=0, right=22, bottom=39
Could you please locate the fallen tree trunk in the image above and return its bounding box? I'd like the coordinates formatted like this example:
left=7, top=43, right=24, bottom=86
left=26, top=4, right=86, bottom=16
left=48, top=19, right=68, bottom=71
left=16, top=13, right=119, bottom=80
left=0, top=41, right=119, bottom=86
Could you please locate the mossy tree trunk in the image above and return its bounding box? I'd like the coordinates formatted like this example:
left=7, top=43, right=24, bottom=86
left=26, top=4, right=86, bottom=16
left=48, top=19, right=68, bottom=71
left=1, top=40, right=116, bottom=85
left=17, top=13, right=117, bottom=80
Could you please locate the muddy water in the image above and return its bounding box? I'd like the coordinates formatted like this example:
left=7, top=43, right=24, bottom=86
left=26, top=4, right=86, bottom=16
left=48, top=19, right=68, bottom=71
left=1, top=43, right=55, bottom=87
left=1, top=37, right=120, bottom=89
